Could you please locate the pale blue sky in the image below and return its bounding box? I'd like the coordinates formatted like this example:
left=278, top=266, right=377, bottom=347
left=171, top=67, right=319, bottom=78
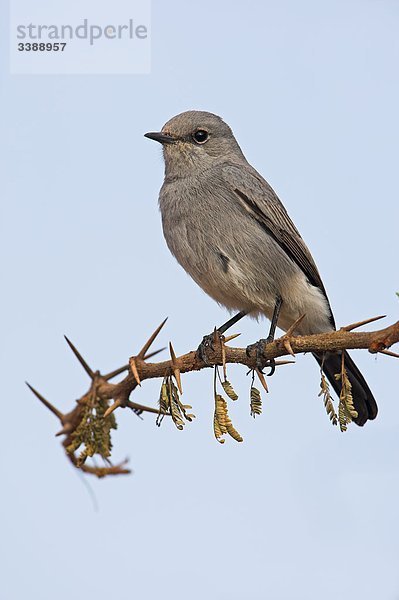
left=2, top=1, right=399, bottom=599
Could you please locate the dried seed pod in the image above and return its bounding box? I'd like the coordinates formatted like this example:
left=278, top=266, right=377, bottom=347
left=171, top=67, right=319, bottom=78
left=156, top=376, right=195, bottom=430
left=250, top=386, right=262, bottom=418
left=334, top=356, right=358, bottom=432
left=213, top=393, right=243, bottom=443
left=213, top=412, right=225, bottom=444
left=156, top=381, right=170, bottom=427
left=318, top=372, right=337, bottom=426
left=221, top=379, right=238, bottom=401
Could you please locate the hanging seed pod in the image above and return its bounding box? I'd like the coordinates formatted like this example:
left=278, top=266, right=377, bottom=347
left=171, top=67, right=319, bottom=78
left=250, top=386, right=262, bottom=418
left=213, top=393, right=243, bottom=443
left=221, top=379, right=238, bottom=401
left=318, top=372, right=337, bottom=426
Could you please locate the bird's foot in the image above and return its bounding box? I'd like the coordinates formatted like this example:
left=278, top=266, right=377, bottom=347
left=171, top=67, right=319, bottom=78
left=197, top=329, right=224, bottom=365
left=246, top=335, right=276, bottom=376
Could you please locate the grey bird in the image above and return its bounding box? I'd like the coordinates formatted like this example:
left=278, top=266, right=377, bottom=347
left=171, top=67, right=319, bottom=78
left=145, top=110, right=378, bottom=426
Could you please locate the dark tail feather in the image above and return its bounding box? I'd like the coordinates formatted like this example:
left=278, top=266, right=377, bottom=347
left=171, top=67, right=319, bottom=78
left=313, top=350, right=378, bottom=426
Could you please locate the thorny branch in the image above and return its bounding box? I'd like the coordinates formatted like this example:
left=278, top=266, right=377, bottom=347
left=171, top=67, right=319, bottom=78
left=27, top=314, right=399, bottom=477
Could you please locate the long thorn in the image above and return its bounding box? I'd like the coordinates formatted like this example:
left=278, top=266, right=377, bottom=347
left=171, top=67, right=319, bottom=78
left=104, top=364, right=129, bottom=381
left=143, top=347, right=166, bottom=361
left=169, top=342, right=183, bottom=394
left=104, top=399, right=121, bottom=418
left=379, top=348, right=399, bottom=359
left=174, top=369, right=183, bottom=395
left=285, top=314, right=306, bottom=337
left=126, top=399, right=167, bottom=416
left=26, top=382, right=64, bottom=421
left=342, top=315, right=386, bottom=332
left=213, top=326, right=219, bottom=346
left=64, top=336, right=94, bottom=379
left=255, top=368, right=269, bottom=393
left=169, top=341, right=177, bottom=363
left=275, top=359, right=295, bottom=366
left=55, top=424, right=72, bottom=437
left=138, top=318, right=168, bottom=360
left=130, top=357, right=141, bottom=386
left=224, top=332, right=241, bottom=343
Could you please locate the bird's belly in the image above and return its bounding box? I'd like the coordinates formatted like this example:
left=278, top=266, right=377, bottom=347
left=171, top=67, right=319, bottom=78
left=162, top=209, right=332, bottom=335
left=166, top=229, right=264, bottom=312
left=199, top=258, right=278, bottom=315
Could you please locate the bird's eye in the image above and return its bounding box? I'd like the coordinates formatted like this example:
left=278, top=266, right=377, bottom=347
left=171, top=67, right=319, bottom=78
left=193, top=129, right=209, bottom=144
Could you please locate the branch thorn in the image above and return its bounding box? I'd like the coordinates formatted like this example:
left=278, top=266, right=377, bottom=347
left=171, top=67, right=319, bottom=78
left=138, top=318, right=168, bottom=360
left=104, top=399, right=122, bottom=418
left=104, top=364, right=129, bottom=381
left=130, top=358, right=142, bottom=387
left=255, top=368, right=269, bottom=393
left=213, top=326, right=219, bottom=346
left=285, top=314, right=306, bottom=337
left=283, top=338, right=296, bottom=357
left=26, top=382, right=64, bottom=421
left=143, top=347, right=166, bottom=361
left=126, top=399, right=165, bottom=416
left=64, top=336, right=94, bottom=379
left=169, top=341, right=183, bottom=394
left=379, top=348, right=399, bottom=359
left=341, top=315, right=386, bottom=332
left=224, top=332, right=241, bottom=343
left=55, top=424, right=73, bottom=437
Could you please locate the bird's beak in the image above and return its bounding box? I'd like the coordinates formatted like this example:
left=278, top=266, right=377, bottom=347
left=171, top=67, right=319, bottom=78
left=144, top=131, right=176, bottom=144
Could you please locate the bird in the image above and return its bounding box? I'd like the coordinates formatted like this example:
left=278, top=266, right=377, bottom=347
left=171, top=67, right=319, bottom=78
left=144, top=110, right=377, bottom=426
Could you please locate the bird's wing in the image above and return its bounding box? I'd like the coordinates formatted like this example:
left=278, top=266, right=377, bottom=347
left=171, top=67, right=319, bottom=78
left=221, top=163, right=330, bottom=300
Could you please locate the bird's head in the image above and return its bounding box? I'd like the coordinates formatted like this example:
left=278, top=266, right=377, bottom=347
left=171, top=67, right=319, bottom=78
left=145, top=110, right=244, bottom=180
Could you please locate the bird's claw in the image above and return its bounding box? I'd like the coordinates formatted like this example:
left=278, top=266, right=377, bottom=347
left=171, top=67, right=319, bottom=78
left=246, top=337, right=276, bottom=376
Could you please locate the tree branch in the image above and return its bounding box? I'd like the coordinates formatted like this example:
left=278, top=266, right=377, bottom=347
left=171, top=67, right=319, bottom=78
left=27, top=315, right=399, bottom=477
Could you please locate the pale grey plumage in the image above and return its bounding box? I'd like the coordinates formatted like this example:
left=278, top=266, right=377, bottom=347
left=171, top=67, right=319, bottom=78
left=145, top=110, right=377, bottom=425
left=157, top=111, right=332, bottom=335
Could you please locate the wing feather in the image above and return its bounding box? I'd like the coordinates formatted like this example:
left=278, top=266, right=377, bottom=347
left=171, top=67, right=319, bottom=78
left=221, top=163, right=334, bottom=324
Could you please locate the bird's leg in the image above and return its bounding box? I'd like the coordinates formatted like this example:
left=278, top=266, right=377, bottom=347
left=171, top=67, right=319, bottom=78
left=219, top=311, right=247, bottom=334
left=197, top=311, right=247, bottom=364
left=246, top=296, right=283, bottom=375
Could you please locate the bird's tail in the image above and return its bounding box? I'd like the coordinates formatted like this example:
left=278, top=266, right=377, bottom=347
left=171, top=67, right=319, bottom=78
left=313, top=350, right=378, bottom=426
